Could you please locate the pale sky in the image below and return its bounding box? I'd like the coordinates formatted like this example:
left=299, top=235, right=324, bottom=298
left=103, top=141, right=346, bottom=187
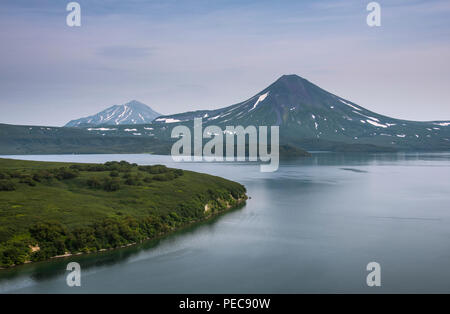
left=0, top=0, right=449, bottom=126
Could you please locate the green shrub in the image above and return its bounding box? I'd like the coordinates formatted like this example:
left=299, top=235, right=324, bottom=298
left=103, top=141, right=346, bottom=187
left=153, top=172, right=176, bottom=181
left=32, top=170, right=54, bottom=182
left=84, top=165, right=106, bottom=172
left=54, top=167, right=79, bottom=180
left=103, top=161, right=120, bottom=171
left=138, top=165, right=169, bottom=174
left=0, top=242, right=30, bottom=266
left=103, top=177, right=121, bottom=191
left=0, top=180, right=16, bottom=191
left=124, top=174, right=142, bottom=186
left=30, top=221, right=68, bottom=242
left=110, top=171, right=119, bottom=177
left=174, top=169, right=184, bottom=177
left=87, top=177, right=102, bottom=188
left=8, top=171, right=25, bottom=179
left=19, top=176, right=36, bottom=187
left=103, top=161, right=137, bottom=172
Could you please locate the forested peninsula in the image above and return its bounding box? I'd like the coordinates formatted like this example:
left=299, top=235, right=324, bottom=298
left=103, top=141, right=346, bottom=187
left=0, top=158, right=247, bottom=268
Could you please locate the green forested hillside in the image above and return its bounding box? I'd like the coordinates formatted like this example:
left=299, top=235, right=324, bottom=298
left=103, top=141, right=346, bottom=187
left=0, top=158, right=247, bottom=268
left=0, top=123, right=173, bottom=155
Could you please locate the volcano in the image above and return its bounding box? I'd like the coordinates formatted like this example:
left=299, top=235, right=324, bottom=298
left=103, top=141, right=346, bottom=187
left=151, top=75, right=450, bottom=152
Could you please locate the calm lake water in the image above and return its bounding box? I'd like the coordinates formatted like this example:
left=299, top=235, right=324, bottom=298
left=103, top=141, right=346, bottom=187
left=1, top=152, right=450, bottom=293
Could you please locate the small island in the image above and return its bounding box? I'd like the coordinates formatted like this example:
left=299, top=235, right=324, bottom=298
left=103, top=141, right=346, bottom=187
left=0, top=158, right=247, bottom=268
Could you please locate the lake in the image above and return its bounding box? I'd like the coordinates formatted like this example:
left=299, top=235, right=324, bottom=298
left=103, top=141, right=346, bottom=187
left=1, top=152, right=450, bottom=293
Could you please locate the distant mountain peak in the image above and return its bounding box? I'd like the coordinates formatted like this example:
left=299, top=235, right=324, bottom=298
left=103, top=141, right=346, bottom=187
left=124, top=100, right=146, bottom=107
left=270, top=74, right=310, bottom=86
left=276, top=74, right=305, bottom=81
left=65, top=100, right=161, bottom=127
left=264, top=74, right=319, bottom=99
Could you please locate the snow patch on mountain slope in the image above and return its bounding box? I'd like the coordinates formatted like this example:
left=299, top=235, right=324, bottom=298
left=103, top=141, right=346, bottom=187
left=339, top=99, right=361, bottom=111
left=352, top=110, right=380, bottom=122
left=366, top=120, right=388, bottom=128
left=87, top=128, right=117, bottom=131
left=155, top=118, right=182, bottom=123
left=250, top=92, right=269, bottom=111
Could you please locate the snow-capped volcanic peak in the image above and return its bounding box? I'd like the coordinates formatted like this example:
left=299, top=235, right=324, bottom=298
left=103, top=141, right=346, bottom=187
left=149, top=74, right=450, bottom=151
left=65, top=100, right=161, bottom=127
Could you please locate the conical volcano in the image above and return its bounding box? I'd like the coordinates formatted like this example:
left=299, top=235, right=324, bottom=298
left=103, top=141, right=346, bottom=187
left=151, top=74, right=450, bottom=151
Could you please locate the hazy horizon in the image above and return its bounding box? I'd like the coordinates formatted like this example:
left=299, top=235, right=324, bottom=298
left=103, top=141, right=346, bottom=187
left=1, top=0, right=449, bottom=126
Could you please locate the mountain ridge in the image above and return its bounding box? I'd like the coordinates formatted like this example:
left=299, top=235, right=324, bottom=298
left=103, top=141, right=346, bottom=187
left=150, top=74, right=450, bottom=151
left=1, top=74, right=449, bottom=154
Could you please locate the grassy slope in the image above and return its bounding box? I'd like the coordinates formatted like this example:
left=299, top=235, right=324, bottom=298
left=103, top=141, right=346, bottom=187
left=0, top=158, right=247, bottom=267
left=0, top=123, right=173, bottom=155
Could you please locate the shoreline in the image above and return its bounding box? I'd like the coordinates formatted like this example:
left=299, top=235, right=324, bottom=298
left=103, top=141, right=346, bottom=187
left=0, top=197, right=247, bottom=271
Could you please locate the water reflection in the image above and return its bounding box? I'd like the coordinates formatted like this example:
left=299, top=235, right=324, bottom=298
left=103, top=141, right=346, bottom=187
left=0, top=152, right=449, bottom=293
